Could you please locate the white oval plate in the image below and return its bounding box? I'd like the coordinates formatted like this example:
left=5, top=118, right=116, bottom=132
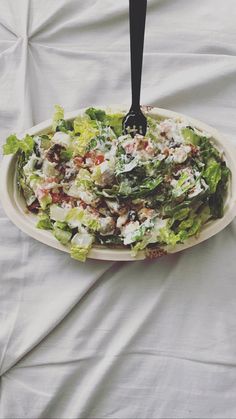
left=0, top=106, right=236, bottom=261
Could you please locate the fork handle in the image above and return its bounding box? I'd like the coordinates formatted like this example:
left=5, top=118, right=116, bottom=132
left=129, top=0, right=147, bottom=111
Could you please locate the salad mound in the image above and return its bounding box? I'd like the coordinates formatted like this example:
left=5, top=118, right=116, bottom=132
left=3, top=106, right=230, bottom=261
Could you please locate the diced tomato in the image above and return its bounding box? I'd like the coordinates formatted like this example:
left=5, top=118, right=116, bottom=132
left=95, top=154, right=104, bottom=165
left=73, top=156, right=84, bottom=167
left=84, top=152, right=104, bottom=165
left=84, top=151, right=95, bottom=159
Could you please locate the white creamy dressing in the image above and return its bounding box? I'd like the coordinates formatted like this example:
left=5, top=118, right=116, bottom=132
left=52, top=132, right=71, bottom=147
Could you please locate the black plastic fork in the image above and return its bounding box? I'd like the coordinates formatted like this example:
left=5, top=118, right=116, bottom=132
left=123, top=0, right=147, bottom=137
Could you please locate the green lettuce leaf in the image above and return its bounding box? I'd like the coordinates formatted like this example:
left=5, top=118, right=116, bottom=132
left=60, top=148, right=73, bottom=161
left=52, top=105, right=64, bottom=131
left=20, top=180, right=36, bottom=206
left=146, top=116, right=159, bottom=141
left=85, top=107, right=106, bottom=122
left=70, top=232, right=94, bottom=261
left=177, top=205, right=211, bottom=237
left=70, top=245, right=89, bottom=262
left=66, top=207, right=100, bottom=231
left=38, top=135, right=51, bottom=150
left=53, top=221, right=70, bottom=230
left=73, top=115, right=99, bottom=155
left=209, top=164, right=230, bottom=218
left=203, top=158, right=221, bottom=193
left=20, top=135, right=34, bottom=153
left=39, top=194, right=52, bottom=210
left=3, top=134, right=19, bottom=154
left=199, top=137, right=220, bottom=162
left=75, top=168, right=93, bottom=189
left=158, top=226, right=181, bottom=246
left=56, top=119, right=73, bottom=133
left=106, top=113, right=123, bottom=137
left=182, top=127, right=202, bottom=146
left=3, top=134, right=34, bottom=155
left=172, top=207, right=190, bottom=221
left=36, top=213, right=53, bottom=230
left=178, top=218, right=194, bottom=231
left=85, top=108, right=123, bottom=137
left=131, top=240, right=149, bottom=256
left=53, top=228, right=72, bottom=245
left=52, top=220, right=72, bottom=245
left=96, top=175, right=163, bottom=199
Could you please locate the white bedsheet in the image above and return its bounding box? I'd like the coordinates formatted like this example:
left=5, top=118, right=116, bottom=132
left=1, top=1, right=236, bottom=418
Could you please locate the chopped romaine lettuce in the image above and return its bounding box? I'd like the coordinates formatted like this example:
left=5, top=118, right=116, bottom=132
left=50, top=205, right=71, bottom=222
left=182, top=127, right=202, bottom=146
left=39, top=193, right=52, bottom=210
left=56, top=119, right=73, bottom=133
left=85, top=107, right=106, bottom=122
left=53, top=228, right=72, bottom=245
left=75, top=168, right=93, bottom=189
left=106, top=113, right=123, bottom=137
left=73, top=115, right=99, bottom=150
left=70, top=233, right=94, bottom=261
left=203, top=158, right=221, bottom=193
left=3, top=134, right=34, bottom=155
left=209, top=164, right=230, bottom=218
left=36, top=213, right=53, bottom=230
left=66, top=207, right=100, bottom=231
left=52, top=105, right=64, bottom=131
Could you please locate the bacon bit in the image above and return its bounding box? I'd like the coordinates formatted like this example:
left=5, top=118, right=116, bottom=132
left=80, top=200, right=87, bottom=209
left=51, top=191, right=74, bottom=204
left=138, top=208, right=154, bottom=221
left=61, top=194, right=73, bottom=203
left=45, top=177, right=58, bottom=184
left=164, top=174, right=172, bottom=183
left=90, top=207, right=100, bottom=216
left=190, top=144, right=199, bottom=156
left=173, top=164, right=184, bottom=174
left=95, top=155, right=105, bottom=165
left=137, top=139, right=148, bottom=151
left=145, top=247, right=167, bottom=260
left=73, top=156, right=84, bottom=167
left=27, top=200, right=40, bottom=214
left=51, top=193, right=61, bottom=204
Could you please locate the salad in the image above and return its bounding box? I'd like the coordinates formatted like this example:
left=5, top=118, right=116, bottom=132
left=3, top=106, right=230, bottom=261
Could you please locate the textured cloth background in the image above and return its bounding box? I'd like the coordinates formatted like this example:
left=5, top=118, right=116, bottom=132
left=1, top=1, right=236, bottom=418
